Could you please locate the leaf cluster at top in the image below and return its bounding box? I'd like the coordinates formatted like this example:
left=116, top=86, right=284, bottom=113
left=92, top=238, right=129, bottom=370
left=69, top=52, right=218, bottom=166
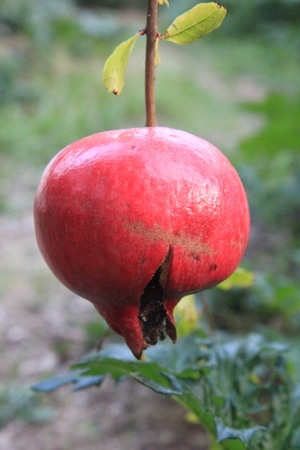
left=103, top=2, right=226, bottom=95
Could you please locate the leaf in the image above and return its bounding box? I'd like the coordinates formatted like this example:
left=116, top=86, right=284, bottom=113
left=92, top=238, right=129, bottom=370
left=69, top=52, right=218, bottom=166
left=174, top=294, right=199, bottom=337
left=32, top=370, right=105, bottom=393
left=103, top=34, right=139, bottom=95
left=175, top=392, right=217, bottom=435
left=31, top=333, right=292, bottom=449
left=71, top=375, right=105, bottom=392
left=217, top=268, right=255, bottom=291
left=158, top=0, right=169, bottom=6
left=145, top=332, right=211, bottom=375
left=162, top=2, right=226, bottom=45
left=155, top=37, right=161, bottom=67
left=131, top=373, right=183, bottom=395
left=72, top=356, right=180, bottom=392
left=215, top=418, right=265, bottom=446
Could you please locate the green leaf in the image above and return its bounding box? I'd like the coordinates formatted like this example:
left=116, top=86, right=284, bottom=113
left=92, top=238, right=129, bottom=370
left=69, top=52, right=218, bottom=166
left=72, top=355, right=181, bottom=393
left=32, top=370, right=105, bottom=392
left=71, top=375, right=106, bottom=392
left=175, top=392, right=217, bottom=435
left=131, top=373, right=183, bottom=395
left=217, top=268, right=255, bottom=291
left=32, top=334, right=293, bottom=449
left=103, top=34, right=139, bottom=95
left=162, top=2, right=226, bottom=45
left=215, top=418, right=265, bottom=446
left=145, top=332, right=212, bottom=375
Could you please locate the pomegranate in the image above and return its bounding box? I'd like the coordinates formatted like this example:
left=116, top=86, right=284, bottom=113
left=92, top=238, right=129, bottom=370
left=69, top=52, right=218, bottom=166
left=34, top=127, right=250, bottom=358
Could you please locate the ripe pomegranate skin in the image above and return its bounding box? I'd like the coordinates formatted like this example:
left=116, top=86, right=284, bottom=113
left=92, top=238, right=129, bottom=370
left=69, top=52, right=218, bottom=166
left=34, top=127, right=250, bottom=358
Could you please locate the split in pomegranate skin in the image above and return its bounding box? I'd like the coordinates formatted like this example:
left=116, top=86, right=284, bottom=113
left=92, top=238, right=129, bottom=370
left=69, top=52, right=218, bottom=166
left=34, top=127, right=250, bottom=359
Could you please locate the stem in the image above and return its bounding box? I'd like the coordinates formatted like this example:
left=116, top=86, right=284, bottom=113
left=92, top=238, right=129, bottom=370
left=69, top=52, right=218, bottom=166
left=145, top=0, right=158, bottom=127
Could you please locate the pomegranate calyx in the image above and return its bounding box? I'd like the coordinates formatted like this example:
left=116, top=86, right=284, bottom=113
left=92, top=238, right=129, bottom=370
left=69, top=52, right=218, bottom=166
left=138, top=247, right=176, bottom=353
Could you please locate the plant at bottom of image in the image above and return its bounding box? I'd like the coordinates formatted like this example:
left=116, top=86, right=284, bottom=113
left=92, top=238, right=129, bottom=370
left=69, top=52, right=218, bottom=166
left=33, top=302, right=300, bottom=450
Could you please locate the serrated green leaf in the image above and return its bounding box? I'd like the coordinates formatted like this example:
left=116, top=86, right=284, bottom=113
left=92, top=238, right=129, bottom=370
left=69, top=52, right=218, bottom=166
left=72, top=356, right=179, bottom=392
left=71, top=375, right=105, bottom=392
left=162, top=2, right=226, bottom=45
left=175, top=392, right=217, bottom=435
left=32, top=370, right=105, bottom=393
left=215, top=418, right=265, bottom=446
left=217, top=268, right=255, bottom=291
left=131, top=373, right=182, bottom=395
left=103, top=33, right=139, bottom=95
left=146, top=332, right=211, bottom=374
left=32, top=370, right=86, bottom=392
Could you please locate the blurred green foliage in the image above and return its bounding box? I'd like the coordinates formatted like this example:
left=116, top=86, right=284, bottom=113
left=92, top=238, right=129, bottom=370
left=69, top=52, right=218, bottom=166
left=0, top=385, right=54, bottom=428
left=240, top=94, right=300, bottom=246
left=75, top=0, right=300, bottom=34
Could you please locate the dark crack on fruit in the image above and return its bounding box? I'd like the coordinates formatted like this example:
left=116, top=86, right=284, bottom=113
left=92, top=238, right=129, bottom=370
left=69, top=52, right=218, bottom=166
left=138, top=257, right=176, bottom=349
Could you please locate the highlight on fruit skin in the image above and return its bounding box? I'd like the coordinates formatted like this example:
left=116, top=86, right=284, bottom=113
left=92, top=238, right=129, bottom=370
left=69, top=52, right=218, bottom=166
left=34, top=127, right=250, bottom=359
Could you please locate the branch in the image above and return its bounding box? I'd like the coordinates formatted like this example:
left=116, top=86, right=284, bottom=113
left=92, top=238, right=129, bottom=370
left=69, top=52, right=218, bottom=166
left=145, top=0, right=158, bottom=127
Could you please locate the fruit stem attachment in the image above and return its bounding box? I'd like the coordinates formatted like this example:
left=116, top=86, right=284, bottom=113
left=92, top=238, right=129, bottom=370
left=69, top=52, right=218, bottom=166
left=145, top=0, right=158, bottom=127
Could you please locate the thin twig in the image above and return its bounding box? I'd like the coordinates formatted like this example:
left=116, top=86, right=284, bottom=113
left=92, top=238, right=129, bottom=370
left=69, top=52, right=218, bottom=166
left=96, top=327, right=111, bottom=351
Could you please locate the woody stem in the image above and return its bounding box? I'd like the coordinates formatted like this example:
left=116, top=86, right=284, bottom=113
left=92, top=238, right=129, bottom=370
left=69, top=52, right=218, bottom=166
left=145, top=0, right=158, bottom=127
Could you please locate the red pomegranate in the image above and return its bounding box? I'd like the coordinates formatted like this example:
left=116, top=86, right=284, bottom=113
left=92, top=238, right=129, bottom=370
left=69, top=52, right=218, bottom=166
left=34, top=127, right=250, bottom=358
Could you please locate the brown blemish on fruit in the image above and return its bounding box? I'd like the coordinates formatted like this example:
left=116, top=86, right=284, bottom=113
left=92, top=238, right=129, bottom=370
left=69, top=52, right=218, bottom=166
left=81, top=202, right=89, bottom=211
left=126, top=218, right=214, bottom=256
left=228, top=228, right=245, bottom=253
left=159, top=246, right=172, bottom=288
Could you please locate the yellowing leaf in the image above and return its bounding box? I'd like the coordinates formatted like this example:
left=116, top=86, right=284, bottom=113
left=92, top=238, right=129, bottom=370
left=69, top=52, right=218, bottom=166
left=217, top=268, right=255, bottom=291
left=174, top=294, right=199, bottom=337
left=155, top=38, right=161, bottom=67
left=163, top=2, right=226, bottom=45
left=185, top=411, right=201, bottom=424
left=158, top=0, right=169, bottom=6
left=103, top=34, right=139, bottom=95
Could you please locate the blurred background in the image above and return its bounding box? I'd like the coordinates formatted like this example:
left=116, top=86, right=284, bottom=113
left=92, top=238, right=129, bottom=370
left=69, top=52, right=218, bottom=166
left=0, top=0, right=299, bottom=449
